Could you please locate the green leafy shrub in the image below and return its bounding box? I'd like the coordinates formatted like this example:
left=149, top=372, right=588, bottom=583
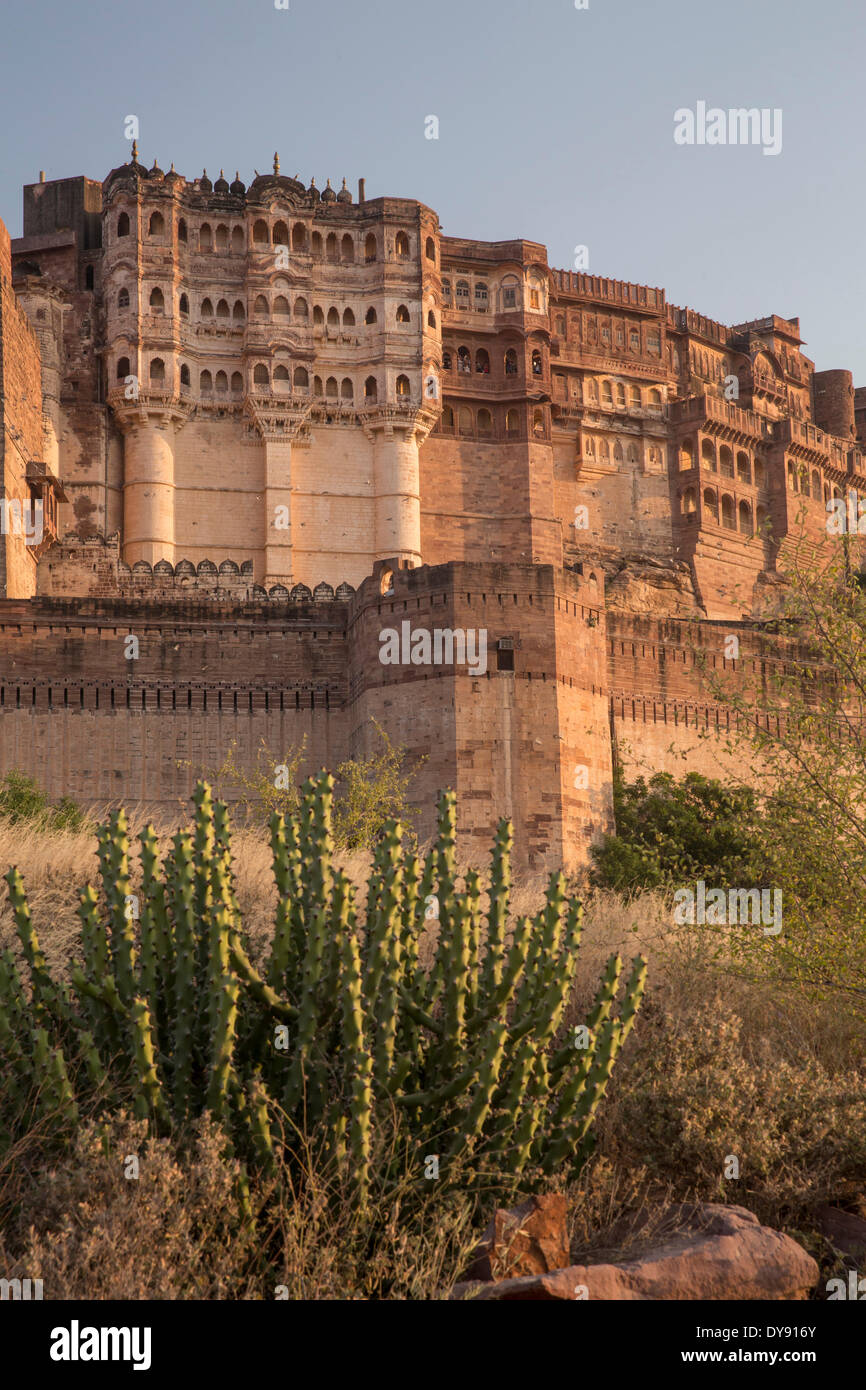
left=1, top=776, right=645, bottom=1207
left=0, top=771, right=88, bottom=833
left=590, top=771, right=766, bottom=892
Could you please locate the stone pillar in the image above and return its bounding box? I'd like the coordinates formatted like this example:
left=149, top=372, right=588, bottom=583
left=112, top=395, right=188, bottom=566
left=365, top=407, right=435, bottom=566
left=246, top=398, right=311, bottom=587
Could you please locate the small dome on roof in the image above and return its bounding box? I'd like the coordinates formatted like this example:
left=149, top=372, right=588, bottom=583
left=214, top=168, right=229, bottom=193
left=308, top=177, right=320, bottom=201
left=149, top=158, right=164, bottom=179
left=230, top=170, right=246, bottom=195
left=337, top=177, right=352, bottom=204
left=321, top=178, right=336, bottom=203
left=199, top=168, right=213, bottom=192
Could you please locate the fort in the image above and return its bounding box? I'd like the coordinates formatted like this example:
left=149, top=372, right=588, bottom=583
left=1, top=148, right=861, bottom=868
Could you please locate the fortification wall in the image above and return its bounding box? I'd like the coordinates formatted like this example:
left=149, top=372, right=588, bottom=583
left=0, top=218, right=44, bottom=598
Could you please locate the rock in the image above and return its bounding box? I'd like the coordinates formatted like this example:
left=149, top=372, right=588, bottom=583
left=452, top=1203, right=819, bottom=1301
left=463, top=1194, right=569, bottom=1282
left=815, top=1205, right=866, bottom=1259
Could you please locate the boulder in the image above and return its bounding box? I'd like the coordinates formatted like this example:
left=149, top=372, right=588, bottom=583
left=815, top=1205, right=866, bottom=1259
left=452, top=1203, right=818, bottom=1301
left=463, top=1194, right=569, bottom=1282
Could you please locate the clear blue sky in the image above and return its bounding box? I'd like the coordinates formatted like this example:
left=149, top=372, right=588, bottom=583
left=2, top=0, right=865, bottom=377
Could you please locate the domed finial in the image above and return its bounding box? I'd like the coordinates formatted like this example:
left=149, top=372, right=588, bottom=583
left=170, top=162, right=175, bottom=173
left=219, top=168, right=224, bottom=178
left=274, top=151, right=280, bottom=175
left=131, top=139, right=138, bottom=163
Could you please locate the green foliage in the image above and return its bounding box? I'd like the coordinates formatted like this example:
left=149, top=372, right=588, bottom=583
left=590, top=771, right=765, bottom=892
left=0, top=771, right=88, bottom=833
left=191, top=721, right=424, bottom=852
left=703, top=521, right=866, bottom=1010
left=1, top=778, right=645, bottom=1204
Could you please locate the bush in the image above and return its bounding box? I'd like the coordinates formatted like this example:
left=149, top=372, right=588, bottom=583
left=0, top=771, right=88, bottom=833
left=590, top=771, right=766, bottom=892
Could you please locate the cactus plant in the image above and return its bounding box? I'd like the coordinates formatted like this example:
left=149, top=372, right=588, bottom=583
left=0, top=777, right=646, bottom=1198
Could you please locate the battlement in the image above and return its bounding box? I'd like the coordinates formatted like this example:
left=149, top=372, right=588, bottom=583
left=551, top=270, right=665, bottom=311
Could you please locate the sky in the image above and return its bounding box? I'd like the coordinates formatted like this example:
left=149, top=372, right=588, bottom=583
left=2, top=0, right=865, bottom=376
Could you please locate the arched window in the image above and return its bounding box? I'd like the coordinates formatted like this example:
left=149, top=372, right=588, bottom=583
left=216, top=298, right=229, bottom=319
left=365, top=233, right=377, bottom=262
left=180, top=363, right=191, bottom=388
left=326, top=376, right=338, bottom=398
left=701, top=439, right=716, bottom=470
left=425, top=236, right=436, bottom=261
left=442, top=405, right=455, bottom=428
left=585, top=378, right=597, bottom=402
left=458, top=406, right=473, bottom=435
left=149, top=211, right=164, bottom=237
left=601, top=380, right=613, bottom=406
left=253, top=220, right=269, bottom=246
left=787, top=461, right=797, bottom=492
left=442, top=350, right=452, bottom=371
left=754, top=457, right=766, bottom=488
left=149, top=287, right=164, bottom=312
left=501, top=276, right=519, bottom=310
left=474, top=284, right=489, bottom=313
left=200, top=370, right=213, bottom=394
left=365, top=376, right=377, bottom=401
left=703, top=488, right=719, bottom=522
left=273, top=365, right=290, bottom=387
left=118, top=287, right=130, bottom=310
left=215, top=370, right=228, bottom=394
left=215, top=224, right=228, bottom=250
left=201, top=297, right=213, bottom=319
left=737, top=451, right=751, bottom=484
left=721, top=494, right=736, bottom=528
left=231, top=371, right=243, bottom=394
left=274, top=296, right=290, bottom=318
left=506, top=408, right=520, bottom=435
left=457, top=346, right=471, bottom=374
left=613, top=440, right=623, bottom=463
left=117, top=212, right=130, bottom=237
left=231, top=226, right=244, bottom=254
left=179, top=292, right=189, bottom=316
left=629, top=385, right=640, bottom=409
left=365, top=306, right=377, bottom=325
left=719, top=446, right=734, bottom=478
left=149, top=358, right=165, bottom=383
left=533, top=408, right=545, bottom=436
left=326, top=233, right=338, bottom=263
left=396, top=374, right=410, bottom=397
left=232, top=299, right=245, bottom=321
left=313, top=305, right=324, bottom=325
left=442, top=278, right=452, bottom=304
left=615, top=382, right=625, bottom=407
left=199, top=223, right=213, bottom=252
left=254, top=295, right=269, bottom=317
left=294, top=297, right=308, bottom=319
left=679, top=441, right=695, bottom=471
left=312, top=231, right=323, bottom=256
left=292, top=223, right=307, bottom=251
left=116, top=356, right=130, bottom=380
left=630, top=329, right=640, bottom=352
left=396, top=304, right=410, bottom=323
left=476, top=348, right=490, bottom=374
left=738, top=500, right=753, bottom=536
left=504, top=348, right=518, bottom=376
left=273, top=220, right=289, bottom=246
left=681, top=487, right=697, bottom=515
left=314, top=375, right=323, bottom=396
left=253, top=363, right=270, bottom=386
left=648, top=388, right=662, bottom=410
left=811, top=470, right=821, bottom=500
left=341, top=377, right=354, bottom=401
left=395, top=231, right=410, bottom=259
left=327, top=306, right=340, bottom=328
left=456, top=279, right=470, bottom=309
left=343, top=307, right=355, bottom=327
left=341, top=234, right=354, bottom=264
left=428, top=309, right=436, bottom=329
left=294, top=367, right=309, bottom=389
left=477, top=408, right=493, bottom=436
left=599, top=440, right=610, bottom=461
left=178, top=218, right=187, bottom=242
